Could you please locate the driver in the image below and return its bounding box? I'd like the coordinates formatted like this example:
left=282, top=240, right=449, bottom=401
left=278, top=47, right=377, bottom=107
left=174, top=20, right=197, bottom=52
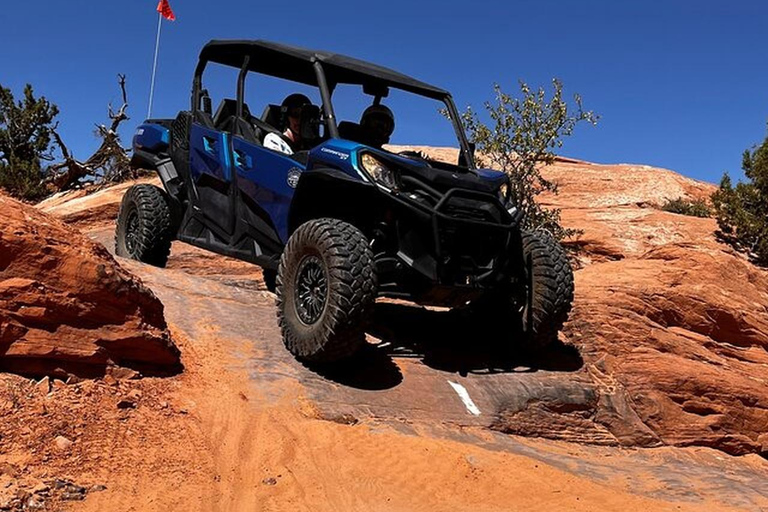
left=264, top=93, right=312, bottom=154
left=359, top=104, right=395, bottom=148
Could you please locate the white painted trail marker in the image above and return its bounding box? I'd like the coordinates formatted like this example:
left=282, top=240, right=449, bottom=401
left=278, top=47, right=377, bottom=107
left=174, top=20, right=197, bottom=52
left=447, top=381, right=481, bottom=416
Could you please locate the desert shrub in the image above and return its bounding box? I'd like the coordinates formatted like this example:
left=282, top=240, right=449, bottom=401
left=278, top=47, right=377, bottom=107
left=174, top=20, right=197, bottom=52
left=711, top=125, right=768, bottom=265
left=0, top=84, right=58, bottom=201
left=459, top=80, right=598, bottom=240
left=660, top=197, right=711, bottom=218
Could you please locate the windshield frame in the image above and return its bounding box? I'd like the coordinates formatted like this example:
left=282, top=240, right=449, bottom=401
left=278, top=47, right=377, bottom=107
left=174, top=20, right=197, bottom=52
left=191, top=55, right=476, bottom=169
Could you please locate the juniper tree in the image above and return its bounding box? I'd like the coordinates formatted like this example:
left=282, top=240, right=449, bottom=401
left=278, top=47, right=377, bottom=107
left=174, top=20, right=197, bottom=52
left=459, top=79, right=597, bottom=240
left=712, top=124, right=768, bottom=265
left=0, top=84, right=59, bottom=200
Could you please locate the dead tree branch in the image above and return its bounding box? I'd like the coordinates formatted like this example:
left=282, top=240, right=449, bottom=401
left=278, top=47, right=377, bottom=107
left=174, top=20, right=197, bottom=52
left=47, top=122, right=90, bottom=190
left=104, top=74, right=129, bottom=135
left=46, top=74, right=134, bottom=191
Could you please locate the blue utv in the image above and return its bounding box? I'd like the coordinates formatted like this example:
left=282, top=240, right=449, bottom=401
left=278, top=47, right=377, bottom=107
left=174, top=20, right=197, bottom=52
left=116, top=40, right=574, bottom=363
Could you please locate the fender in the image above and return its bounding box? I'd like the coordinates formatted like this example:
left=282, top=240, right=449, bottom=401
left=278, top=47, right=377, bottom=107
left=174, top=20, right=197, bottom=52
left=131, top=149, right=183, bottom=202
left=288, top=167, right=379, bottom=236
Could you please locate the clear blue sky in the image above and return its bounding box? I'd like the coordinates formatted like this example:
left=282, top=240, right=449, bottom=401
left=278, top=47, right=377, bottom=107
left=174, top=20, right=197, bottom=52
left=1, top=0, right=766, bottom=183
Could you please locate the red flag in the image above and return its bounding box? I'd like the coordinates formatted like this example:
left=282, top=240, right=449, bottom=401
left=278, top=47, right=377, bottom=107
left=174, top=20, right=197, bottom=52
left=157, top=0, right=176, bottom=21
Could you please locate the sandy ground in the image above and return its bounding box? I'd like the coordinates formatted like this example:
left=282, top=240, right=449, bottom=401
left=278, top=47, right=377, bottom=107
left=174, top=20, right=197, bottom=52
left=56, top=327, right=759, bottom=512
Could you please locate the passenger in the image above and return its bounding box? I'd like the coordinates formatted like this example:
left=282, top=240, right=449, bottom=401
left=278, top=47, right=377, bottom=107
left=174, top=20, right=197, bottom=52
left=359, top=104, right=395, bottom=148
left=263, top=131, right=293, bottom=155
left=263, top=93, right=312, bottom=155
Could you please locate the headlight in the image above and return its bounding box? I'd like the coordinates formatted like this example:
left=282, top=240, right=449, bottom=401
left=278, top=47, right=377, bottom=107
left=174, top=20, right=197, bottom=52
left=360, top=153, right=399, bottom=190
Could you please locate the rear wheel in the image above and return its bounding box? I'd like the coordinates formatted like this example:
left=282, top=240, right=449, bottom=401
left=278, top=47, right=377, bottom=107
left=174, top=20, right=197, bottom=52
left=115, top=184, right=175, bottom=267
left=276, top=218, right=377, bottom=363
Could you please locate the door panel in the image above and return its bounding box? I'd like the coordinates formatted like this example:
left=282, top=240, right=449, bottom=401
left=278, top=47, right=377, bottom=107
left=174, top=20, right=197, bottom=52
left=189, top=123, right=235, bottom=235
left=231, top=136, right=303, bottom=243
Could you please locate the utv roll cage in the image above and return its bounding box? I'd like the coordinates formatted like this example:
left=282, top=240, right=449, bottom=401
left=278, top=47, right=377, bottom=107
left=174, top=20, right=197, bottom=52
left=190, top=39, right=476, bottom=169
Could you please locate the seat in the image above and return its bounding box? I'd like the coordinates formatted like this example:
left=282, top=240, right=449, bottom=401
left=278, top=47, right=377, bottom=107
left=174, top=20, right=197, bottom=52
left=338, top=121, right=362, bottom=143
left=213, top=99, right=260, bottom=143
left=195, top=110, right=215, bottom=129
left=251, top=117, right=282, bottom=140
left=195, top=89, right=215, bottom=128
left=213, top=99, right=238, bottom=129
left=261, top=104, right=285, bottom=132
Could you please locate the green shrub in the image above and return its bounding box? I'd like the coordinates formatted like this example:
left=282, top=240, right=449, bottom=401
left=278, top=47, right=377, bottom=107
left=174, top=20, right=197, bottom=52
left=660, top=197, right=711, bottom=218
left=459, top=80, right=598, bottom=241
left=0, top=83, right=59, bottom=201
left=0, top=158, right=48, bottom=201
left=711, top=125, right=768, bottom=266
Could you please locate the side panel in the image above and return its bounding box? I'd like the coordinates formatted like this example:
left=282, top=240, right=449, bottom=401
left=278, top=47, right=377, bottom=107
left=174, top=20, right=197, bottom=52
left=231, top=137, right=304, bottom=243
left=133, top=123, right=170, bottom=153
left=307, top=139, right=367, bottom=178
left=189, top=123, right=235, bottom=235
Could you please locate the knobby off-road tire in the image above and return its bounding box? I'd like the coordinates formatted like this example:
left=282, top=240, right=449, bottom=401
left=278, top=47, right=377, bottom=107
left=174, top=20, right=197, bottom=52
left=276, top=218, right=377, bottom=363
left=519, top=230, right=574, bottom=348
left=115, top=184, right=174, bottom=267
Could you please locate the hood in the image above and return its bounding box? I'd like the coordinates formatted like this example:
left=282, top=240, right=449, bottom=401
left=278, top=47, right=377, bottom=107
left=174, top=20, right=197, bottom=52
left=371, top=148, right=507, bottom=194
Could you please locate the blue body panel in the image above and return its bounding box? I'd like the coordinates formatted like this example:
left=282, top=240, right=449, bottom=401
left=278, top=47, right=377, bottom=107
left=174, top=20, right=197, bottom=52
left=189, top=124, right=232, bottom=183
left=133, top=123, right=170, bottom=153
left=132, top=118, right=507, bottom=245
left=231, top=136, right=305, bottom=243
left=307, top=139, right=506, bottom=189
left=187, top=124, right=236, bottom=234
left=476, top=168, right=507, bottom=188
left=307, top=139, right=369, bottom=179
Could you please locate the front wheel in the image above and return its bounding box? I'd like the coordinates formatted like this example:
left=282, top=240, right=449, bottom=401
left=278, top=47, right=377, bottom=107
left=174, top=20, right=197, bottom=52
left=115, top=184, right=175, bottom=267
left=276, top=218, right=377, bottom=363
left=466, top=230, right=574, bottom=348
left=518, top=230, right=575, bottom=347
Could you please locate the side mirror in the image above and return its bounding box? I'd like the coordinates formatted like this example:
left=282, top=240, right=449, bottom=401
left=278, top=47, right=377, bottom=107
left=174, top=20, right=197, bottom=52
left=458, top=142, right=476, bottom=167
left=363, top=82, right=389, bottom=99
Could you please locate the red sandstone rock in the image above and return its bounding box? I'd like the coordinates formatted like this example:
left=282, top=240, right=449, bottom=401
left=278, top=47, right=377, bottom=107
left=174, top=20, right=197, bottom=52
left=0, top=193, right=180, bottom=378
left=399, top=146, right=768, bottom=455
left=565, top=243, right=768, bottom=454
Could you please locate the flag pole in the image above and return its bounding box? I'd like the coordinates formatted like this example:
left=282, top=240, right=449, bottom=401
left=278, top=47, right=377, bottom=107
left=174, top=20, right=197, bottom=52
left=147, top=11, right=163, bottom=119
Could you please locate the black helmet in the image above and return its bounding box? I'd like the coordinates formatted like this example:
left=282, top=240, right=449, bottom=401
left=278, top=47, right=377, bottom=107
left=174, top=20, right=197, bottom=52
left=360, top=104, right=395, bottom=146
left=280, top=93, right=312, bottom=137
left=282, top=93, right=311, bottom=113
left=361, top=105, right=394, bottom=131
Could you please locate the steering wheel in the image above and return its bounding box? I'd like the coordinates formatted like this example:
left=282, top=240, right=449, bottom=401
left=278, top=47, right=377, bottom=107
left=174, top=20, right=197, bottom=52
left=397, top=150, right=429, bottom=162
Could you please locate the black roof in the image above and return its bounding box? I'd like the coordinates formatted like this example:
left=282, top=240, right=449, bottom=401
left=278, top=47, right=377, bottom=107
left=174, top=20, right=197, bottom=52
left=199, top=40, right=450, bottom=100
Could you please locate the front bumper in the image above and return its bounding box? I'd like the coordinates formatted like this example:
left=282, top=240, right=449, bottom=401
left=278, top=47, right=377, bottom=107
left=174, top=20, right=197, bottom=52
left=384, top=175, right=523, bottom=291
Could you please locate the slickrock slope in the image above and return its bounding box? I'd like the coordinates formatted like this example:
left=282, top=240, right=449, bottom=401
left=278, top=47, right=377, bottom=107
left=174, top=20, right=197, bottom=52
left=38, top=150, right=768, bottom=456
left=403, top=146, right=768, bottom=455
left=539, top=156, right=718, bottom=261
left=0, top=193, right=180, bottom=378
left=38, top=176, right=157, bottom=229
left=15, top=154, right=768, bottom=511
left=567, top=243, right=768, bottom=454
